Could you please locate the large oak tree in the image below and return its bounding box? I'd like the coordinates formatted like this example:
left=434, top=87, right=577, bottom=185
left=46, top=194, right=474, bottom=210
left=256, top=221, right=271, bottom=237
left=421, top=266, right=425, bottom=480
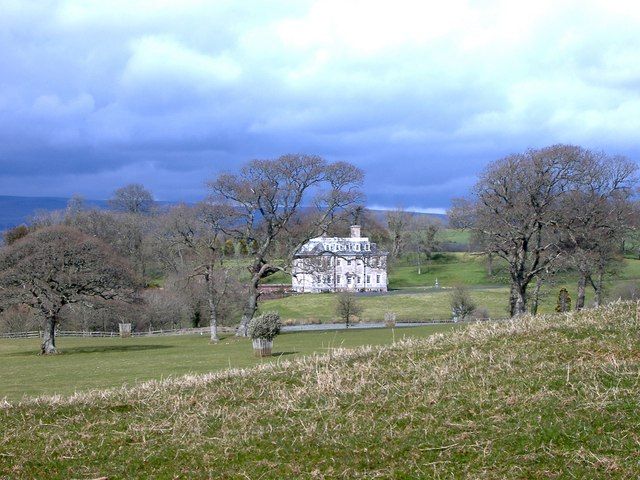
left=0, top=226, right=138, bottom=354
left=469, top=145, right=581, bottom=315
left=207, top=154, right=363, bottom=336
left=451, top=145, right=637, bottom=317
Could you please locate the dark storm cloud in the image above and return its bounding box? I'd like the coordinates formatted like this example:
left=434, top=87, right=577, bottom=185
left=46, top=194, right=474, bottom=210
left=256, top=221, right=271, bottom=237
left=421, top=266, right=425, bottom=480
left=1, top=0, right=640, bottom=209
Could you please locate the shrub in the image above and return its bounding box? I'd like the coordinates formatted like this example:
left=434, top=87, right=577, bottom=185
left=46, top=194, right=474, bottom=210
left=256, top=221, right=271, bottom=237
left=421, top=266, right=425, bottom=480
left=450, top=285, right=476, bottom=320
left=248, top=312, right=281, bottom=340
left=384, top=311, right=396, bottom=327
left=3, top=224, right=30, bottom=246
left=470, top=307, right=490, bottom=321
left=555, top=288, right=572, bottom=312
left=336, top=292, right=362, bottom=327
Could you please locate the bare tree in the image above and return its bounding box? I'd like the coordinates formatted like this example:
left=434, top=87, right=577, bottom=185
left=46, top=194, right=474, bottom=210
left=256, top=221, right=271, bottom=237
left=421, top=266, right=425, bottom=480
left=458, top=145, right=583, bottom=316
left=0, top=304, right=39, bottom=333
left=450, top=285, right=476, bottom=320
left=408, top=218, right=440, bottom=275
left=66, top=194, right=87, bottom=216
left=207, top=154, right=363, bottom=336
left=0, top=226, right=138, bottom=354
left=159, top=203, right=240, bottom=341
left=452, top=145, right=638, bottom=317
left=335, top=292, right=362, bottom=327
left=386, top=208, right=412, bottom=258
left=559, top=153, right=637, bottom=309
left=66, top=208, right=153, bottom=279
left=108, top=183, right=155, bottom=214
left=448, top=198, right=476, bottom=230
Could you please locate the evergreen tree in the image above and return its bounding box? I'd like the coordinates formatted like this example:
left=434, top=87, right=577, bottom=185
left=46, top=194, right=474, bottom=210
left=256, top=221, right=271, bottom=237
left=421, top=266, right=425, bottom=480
left=555, top=288, right=571, bottom=313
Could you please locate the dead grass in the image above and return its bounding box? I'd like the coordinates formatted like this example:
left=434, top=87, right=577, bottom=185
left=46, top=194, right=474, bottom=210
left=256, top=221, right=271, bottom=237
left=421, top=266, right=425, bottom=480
left=1, top=302, right=639, bottom=478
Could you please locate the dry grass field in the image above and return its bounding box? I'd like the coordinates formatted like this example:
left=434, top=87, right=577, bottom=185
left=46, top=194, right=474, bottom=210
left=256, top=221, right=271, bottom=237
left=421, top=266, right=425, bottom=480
left=2, top=302, right=639, bottom=478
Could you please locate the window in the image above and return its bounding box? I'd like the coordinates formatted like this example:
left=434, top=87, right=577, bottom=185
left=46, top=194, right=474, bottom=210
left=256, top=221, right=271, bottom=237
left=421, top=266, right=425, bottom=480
left=357, top=276, right=361, bottom=284
left=347, top=259, right=352, bottom=266
left=376, top=275, right=380, bottom=283
left=337, top=259, right=341, bottom=266
left=316, top=275, right=321, bottom=283
left=356, top=244, right=360, bottom=251
left=366, top=275, right=370, bottom=284
left=347, top=276, right=351, bottom=284
left=336, top=275, right=341, bottom=283
left=325, top=275, right=331, bottom=283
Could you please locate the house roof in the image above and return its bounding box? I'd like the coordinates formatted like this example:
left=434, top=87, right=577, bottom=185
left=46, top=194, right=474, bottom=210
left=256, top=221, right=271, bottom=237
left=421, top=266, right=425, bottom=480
left=293, top=235, right=388, bottom=258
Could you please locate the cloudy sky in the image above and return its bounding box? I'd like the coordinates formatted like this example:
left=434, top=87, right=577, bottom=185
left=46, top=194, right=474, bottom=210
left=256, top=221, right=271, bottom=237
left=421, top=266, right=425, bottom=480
left=1, top=0, right=640, bottom=212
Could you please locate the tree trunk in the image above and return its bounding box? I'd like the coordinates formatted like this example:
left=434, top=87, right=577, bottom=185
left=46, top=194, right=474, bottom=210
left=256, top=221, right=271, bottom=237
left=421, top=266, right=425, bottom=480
left=530, top=278, right=543, bottom=315
left=592, top=271, right=604, bottom=307
left=393, top=237, right=401, bottom=258
left=487, top=252, right=494, bottom=277
left=40, top=316, right=57, bottom=355
left=509, top=284, right=517, bottom=317
left=513, top=285, right=527, bottom=316
left=237, top=277, right=259, bottom=337
left=509, top=277, right=528, bottom=317
left=575, top=273, right=587, bottom=311
left=209, top=299, right=219, bottom=342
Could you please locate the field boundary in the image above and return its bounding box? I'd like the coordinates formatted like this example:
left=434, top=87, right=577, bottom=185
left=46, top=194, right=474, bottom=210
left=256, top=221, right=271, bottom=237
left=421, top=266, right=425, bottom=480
left=0, top=326, right=236, bottom=339
left=0, top=318, right=503, bottom=339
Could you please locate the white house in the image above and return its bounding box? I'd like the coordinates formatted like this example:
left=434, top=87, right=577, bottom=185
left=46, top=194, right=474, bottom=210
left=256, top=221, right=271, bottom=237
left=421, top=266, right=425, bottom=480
left=291, top=225, right=388, bottom=293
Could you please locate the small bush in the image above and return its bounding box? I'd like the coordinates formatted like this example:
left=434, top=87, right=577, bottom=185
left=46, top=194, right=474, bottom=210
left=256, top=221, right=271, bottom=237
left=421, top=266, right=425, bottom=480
left=336, top=292, right=362, bottom=327
left=3, top=224, right=30, bottom=246
left=555, top=288, right=572, bottom=313
left=248, top=312, right=281, bottom=340
left=384, top=312, right=397, bottom=327
left=469, top=307, right=490, bottom=321
left=450, top=285, right=476, bottom=320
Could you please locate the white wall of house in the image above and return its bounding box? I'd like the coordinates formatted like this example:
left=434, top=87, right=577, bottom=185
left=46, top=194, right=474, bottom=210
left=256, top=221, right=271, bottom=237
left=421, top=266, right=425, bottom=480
left=291, top=226, right=388, bottom=293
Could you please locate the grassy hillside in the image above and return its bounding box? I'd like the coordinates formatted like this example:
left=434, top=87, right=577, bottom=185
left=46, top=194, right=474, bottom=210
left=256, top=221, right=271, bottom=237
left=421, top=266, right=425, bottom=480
left=388, top=252, right=495, bottom=288
left=2, top=303, right=638, bottom=478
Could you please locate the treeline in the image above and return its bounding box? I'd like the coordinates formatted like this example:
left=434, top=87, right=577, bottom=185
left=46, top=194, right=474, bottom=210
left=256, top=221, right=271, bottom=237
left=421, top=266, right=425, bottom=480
left=1, top=146, right=637, bottom=353
left=0, top=155, right=368, bottom=353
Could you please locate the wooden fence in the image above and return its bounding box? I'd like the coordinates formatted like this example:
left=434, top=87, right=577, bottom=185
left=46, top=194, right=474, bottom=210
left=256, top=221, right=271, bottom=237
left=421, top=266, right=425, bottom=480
left=0, top=326, right=230, bottom=339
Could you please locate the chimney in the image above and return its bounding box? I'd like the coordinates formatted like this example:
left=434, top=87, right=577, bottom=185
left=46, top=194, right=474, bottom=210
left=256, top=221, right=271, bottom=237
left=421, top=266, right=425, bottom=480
left=350, top=225, right=361, bottom=238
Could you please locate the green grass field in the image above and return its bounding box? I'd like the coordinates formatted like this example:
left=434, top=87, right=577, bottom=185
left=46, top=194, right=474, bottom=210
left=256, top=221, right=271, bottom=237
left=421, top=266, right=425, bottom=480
left=388, top=252, right=496, bottom=288
left=437, top=228, right=472, bottom=245
left=0, top=325, right=456, bottom=402
left=257, top=252, right=640, bottom=324
left=2, top=303, right=638, bottom=478
left=260, top=287, right=512, bottom=322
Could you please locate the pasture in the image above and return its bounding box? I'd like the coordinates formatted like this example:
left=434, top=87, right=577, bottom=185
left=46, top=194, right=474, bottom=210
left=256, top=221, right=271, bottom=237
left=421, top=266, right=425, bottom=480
left=0, top=324, right=456, bottom=402
left=258, top=253, right=640, bottom=324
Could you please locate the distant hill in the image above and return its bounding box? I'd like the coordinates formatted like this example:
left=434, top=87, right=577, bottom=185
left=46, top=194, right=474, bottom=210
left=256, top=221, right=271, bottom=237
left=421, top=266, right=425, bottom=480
left=0, top=196, right=108, bottom=232
left=0, top=195, right=448, bottom=232
left=366, top=208, right=448, bottom=225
